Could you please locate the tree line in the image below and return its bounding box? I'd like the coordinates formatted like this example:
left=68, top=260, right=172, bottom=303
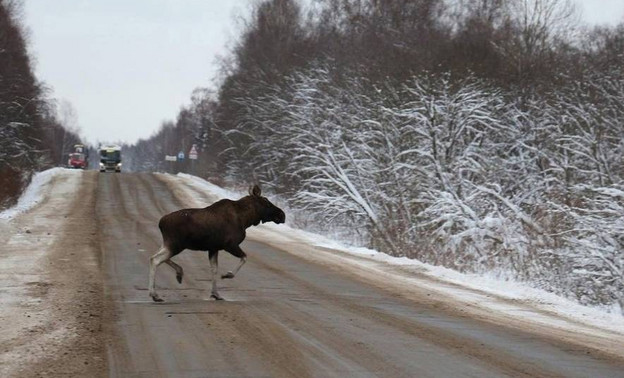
left=0, top=0, right=83, bottom=208
left=125, top=0, right=624, bottom=311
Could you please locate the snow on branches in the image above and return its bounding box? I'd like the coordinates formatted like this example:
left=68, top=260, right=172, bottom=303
left=226, top=63, right=624, bottom=312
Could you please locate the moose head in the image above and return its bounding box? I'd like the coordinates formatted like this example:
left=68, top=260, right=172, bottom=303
left=248, top=185, right=286, bottom=225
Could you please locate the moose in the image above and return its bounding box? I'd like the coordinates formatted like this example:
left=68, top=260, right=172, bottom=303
left=148, top=185, right=285, bottom=302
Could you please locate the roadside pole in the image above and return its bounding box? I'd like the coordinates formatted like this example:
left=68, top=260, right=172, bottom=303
left=165, top=155, right=177, bottom=174
left=189, top=144, right=198, bottom=176
left=177, top=151, right=185, bottom=174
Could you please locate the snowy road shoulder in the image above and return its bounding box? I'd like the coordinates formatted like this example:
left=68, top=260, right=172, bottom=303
left=0, top=168, right=93, bottom=376
left=0, top=167, right=79, bottom=220
left=159, top=172, right=624, bottom=359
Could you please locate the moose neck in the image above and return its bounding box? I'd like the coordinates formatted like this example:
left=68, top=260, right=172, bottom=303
left=236, top=197, right=263, bottom=229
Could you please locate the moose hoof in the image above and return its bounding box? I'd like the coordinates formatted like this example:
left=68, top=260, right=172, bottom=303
left=150, top=294, right=164, bottom=303
left=176, top=274, right=183, bottom=284
left=221, top=271, right=235, bottom=279
left=210, top=293, right=225, bottom=301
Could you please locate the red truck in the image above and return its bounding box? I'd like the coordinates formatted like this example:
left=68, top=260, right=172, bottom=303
left=68, top=152, right=87, bottom=169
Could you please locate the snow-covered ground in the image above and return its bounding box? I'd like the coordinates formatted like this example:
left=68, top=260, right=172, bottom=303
left=166, top=173, right=624, bottom=339
left=0, top=168, right=78, bottom=220
left=0, top=168, right=87, bottom=375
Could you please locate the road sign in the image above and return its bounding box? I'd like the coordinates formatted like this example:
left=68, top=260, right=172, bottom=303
left=189, top=144, right=198, bottom=160
left=178, top=151, right=185, bottom=161
left=165, top=155, right=177, bottom=161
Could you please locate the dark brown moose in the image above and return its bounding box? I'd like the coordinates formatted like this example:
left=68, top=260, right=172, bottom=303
left=148, top=185, right=285, bottom=302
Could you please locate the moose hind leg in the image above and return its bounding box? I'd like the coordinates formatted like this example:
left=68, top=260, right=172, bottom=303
left=209, top=250, right=224, bottom=300
left=165, top=259, right=184, bottom=284
left=222, top=246, right=247, bottom=279
left=149, top=246, right=172, bottom=302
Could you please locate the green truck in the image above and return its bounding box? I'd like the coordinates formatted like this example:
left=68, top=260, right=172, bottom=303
left=99, top=145, right=122, bottom=172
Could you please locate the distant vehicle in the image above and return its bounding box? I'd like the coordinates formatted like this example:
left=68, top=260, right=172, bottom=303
left=99, top=145, right=122, bottom=172
left=68, top=152, right=87, bottom=169
left=74, top=144, right=85, bottom=154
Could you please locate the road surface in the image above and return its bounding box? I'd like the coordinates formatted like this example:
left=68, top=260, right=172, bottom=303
left=2, top=171, right=624, bottom=377
left=97, top=173, right=624, bottom=377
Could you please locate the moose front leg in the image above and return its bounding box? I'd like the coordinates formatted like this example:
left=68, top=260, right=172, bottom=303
left=222, top=245, right=247, bottom=279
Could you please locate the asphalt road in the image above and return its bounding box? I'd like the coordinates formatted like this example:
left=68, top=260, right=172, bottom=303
left=98, top=173, right=624, bottom=378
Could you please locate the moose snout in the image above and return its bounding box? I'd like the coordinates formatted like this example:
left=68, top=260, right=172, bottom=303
left=275, top=209, right=286, bottom=224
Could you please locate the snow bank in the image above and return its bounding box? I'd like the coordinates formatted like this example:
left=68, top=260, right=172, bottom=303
left=0, top=168, right=75, bottom=220
left=165, top=173, right=624, bottom=334
left=256, top=222, right=624, bottom=331
left=176, top=173, right=239, bottom=200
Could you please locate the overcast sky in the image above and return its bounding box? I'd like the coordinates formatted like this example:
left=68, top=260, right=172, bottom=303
left=24, top=0, right=252, bottom=145
left=23, top=0, right=624, bottom=145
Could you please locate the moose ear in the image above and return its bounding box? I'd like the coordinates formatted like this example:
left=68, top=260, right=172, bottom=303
left=251, top=185, right=261, bottom=197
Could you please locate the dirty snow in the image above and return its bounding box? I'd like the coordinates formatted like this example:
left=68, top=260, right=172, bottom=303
left=0, top=168, right=85, bottom=376
left=176, top=173, right=239, bottom=200
left=0, top=168, right=79, bottom=220
left=164, top=172, right=624, bottom=339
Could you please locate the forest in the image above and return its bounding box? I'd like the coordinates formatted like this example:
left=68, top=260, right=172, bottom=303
left=0, top=0, right=83, bottom=207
